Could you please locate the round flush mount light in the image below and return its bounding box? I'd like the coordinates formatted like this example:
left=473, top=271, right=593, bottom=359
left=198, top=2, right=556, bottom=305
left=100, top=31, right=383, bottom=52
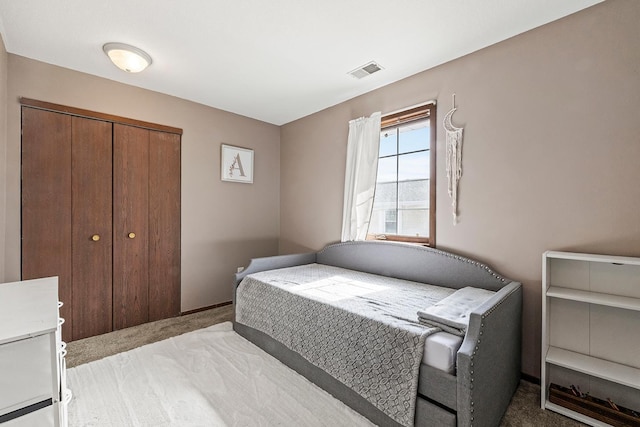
left=103, top=42, right=152, bottom=73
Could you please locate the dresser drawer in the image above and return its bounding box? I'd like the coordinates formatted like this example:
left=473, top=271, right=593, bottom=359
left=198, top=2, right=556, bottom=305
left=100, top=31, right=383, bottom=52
left=0, top=333, right=55, bottom=416
left=1, top=403, right=55, bottom=427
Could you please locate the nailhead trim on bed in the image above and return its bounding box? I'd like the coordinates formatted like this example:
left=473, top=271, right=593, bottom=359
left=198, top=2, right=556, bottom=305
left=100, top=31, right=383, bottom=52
left=317, top=242, right=509, bottom=283
left=467, top=286, right=519, bottom=427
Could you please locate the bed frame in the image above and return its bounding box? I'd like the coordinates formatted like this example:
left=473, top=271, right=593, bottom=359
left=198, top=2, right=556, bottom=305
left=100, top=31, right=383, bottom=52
left=233, top=241, right=522, bottom=426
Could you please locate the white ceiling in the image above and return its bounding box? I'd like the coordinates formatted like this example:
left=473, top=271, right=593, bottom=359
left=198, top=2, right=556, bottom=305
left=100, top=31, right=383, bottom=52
left=0, top=0, right=602, bottom=125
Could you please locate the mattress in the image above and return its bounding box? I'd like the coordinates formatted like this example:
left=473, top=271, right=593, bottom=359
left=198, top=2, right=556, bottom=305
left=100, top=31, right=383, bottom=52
left=422, top=331, right=463, bottom=374
left=239, top=263, right=465, bottom=376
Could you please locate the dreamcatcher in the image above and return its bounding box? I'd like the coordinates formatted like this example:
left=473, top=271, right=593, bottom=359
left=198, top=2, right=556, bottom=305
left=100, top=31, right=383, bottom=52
left=443, top=94, right=464, bottom=225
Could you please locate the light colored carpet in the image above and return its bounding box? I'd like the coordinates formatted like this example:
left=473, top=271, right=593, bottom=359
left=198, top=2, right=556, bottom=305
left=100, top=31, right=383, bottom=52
left=67, top=321, right=373, bottom=427
left=66, top=305, right=235, bottom=368
left=66, top=305, right=584, bottom=426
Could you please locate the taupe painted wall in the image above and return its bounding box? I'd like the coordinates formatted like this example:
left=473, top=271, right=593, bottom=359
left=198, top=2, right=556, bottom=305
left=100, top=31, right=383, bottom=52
left=2, top=0, right=638, bottom=379
left=280, top=0, right=640, bottom=378
left=0, top=35, right=7, bottom=280
left=4, top=55, right=280, bottom=311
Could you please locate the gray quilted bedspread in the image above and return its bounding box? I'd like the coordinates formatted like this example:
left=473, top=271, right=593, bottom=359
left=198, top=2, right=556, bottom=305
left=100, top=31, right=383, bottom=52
left=235, top=263, right=455, bottom=426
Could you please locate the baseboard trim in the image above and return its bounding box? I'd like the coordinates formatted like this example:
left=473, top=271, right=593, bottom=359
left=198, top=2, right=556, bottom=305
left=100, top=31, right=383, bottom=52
left=521, top=373, right=540, bottom=385
left=181, top=301, right=232, bottom=316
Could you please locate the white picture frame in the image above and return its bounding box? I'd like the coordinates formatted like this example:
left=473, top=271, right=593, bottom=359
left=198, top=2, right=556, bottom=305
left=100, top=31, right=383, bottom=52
left=221, top=144, right=254, bottom=183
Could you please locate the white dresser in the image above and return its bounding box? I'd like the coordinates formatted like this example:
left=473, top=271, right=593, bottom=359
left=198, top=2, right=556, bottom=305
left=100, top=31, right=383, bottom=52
left=0, top=277, right=70, bottom=426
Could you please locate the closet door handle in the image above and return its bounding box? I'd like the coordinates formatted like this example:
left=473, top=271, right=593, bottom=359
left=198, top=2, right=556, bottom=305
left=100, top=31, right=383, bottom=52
left=128, top=232, right=136, bottom=239
left=91, top=234, right=100, bottom=241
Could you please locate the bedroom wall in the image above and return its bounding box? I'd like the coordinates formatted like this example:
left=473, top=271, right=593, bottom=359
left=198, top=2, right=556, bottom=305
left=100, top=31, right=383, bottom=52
left=280, top=0, right=640, bottom=378
left=4, top=55, right=281, bottom=311
left=0, top=34, right=8, bottom=281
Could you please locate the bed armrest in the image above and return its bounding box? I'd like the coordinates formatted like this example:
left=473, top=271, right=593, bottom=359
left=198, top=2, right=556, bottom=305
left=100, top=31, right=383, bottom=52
left=232, top=252, right=317, bottom=304
left=456, top=281, right=522, bottom=427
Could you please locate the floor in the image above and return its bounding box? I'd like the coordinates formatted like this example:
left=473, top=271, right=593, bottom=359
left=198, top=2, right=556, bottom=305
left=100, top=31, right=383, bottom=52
left=66, top=304, right=585, bottom=426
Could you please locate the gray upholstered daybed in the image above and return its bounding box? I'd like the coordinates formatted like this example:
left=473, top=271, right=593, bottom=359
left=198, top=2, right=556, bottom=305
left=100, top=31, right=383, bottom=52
left=233, top=241, right=522, bottom=427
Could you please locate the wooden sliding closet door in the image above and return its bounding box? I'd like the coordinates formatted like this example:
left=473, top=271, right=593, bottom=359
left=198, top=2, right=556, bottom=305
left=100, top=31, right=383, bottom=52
left=22, top=98, right=182, bottom=340
left=113, top=124, right=149, bottom=330
left=21, top=108, right=73, bottom=341
left=71, top=117, right=113, bottom=340
left=22, top=110, right=113, bottom=341
left=148, top=131, right=181, bottom=321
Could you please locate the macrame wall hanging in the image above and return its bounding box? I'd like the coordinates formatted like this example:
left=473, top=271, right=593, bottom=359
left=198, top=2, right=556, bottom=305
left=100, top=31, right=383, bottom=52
left=443, top=93, right=464, bottom=225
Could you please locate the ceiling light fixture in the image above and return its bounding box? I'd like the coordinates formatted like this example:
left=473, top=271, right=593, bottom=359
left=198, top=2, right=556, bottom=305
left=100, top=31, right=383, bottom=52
left=103, top=42, right=152, bottom=73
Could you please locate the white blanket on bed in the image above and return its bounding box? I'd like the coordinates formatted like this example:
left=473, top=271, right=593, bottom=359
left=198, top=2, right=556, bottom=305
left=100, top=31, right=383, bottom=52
left=417, top=286, right=495, bottom=335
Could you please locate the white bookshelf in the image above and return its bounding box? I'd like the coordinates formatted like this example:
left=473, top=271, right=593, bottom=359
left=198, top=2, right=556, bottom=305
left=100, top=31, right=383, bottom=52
left=541, top=251, right=640, bottom=426
left=546, top=287, right=640, bottom=311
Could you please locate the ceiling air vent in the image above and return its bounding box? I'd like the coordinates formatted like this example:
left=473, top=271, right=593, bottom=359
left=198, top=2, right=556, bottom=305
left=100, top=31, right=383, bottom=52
left=348, top=61, right=384, bottom=79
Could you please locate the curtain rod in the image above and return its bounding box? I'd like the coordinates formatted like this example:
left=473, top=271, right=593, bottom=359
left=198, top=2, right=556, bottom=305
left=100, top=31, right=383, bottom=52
left=382, top=99, right=437, bottom=117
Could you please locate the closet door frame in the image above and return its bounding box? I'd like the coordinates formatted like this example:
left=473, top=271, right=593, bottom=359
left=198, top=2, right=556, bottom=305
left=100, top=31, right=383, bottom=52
left=20, top=98, right=183, bottom=135
left=20, top=98, right=183, bottom=340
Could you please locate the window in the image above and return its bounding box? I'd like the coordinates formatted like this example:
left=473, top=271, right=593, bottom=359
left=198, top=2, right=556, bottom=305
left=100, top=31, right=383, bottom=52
left=367, top=104, right=436, bottom=245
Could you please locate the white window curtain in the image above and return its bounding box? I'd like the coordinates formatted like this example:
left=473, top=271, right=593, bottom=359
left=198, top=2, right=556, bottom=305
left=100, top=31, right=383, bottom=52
left=341, top=111, right=381, bottom=242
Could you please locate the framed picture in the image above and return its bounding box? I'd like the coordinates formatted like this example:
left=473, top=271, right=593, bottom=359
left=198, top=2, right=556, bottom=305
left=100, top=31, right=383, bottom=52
left=221, top=144, right=254, bottom=183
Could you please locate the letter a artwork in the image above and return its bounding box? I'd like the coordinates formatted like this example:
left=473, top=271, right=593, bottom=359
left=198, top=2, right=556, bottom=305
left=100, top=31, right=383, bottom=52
left=221, top=144, right=253, bottom=183
left=229, top=154, right=245, bottom=178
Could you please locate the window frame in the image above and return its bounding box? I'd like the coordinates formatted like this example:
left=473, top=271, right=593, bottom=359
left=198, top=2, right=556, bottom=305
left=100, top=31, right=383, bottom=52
left=368, top=103, right=436, bottom=246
